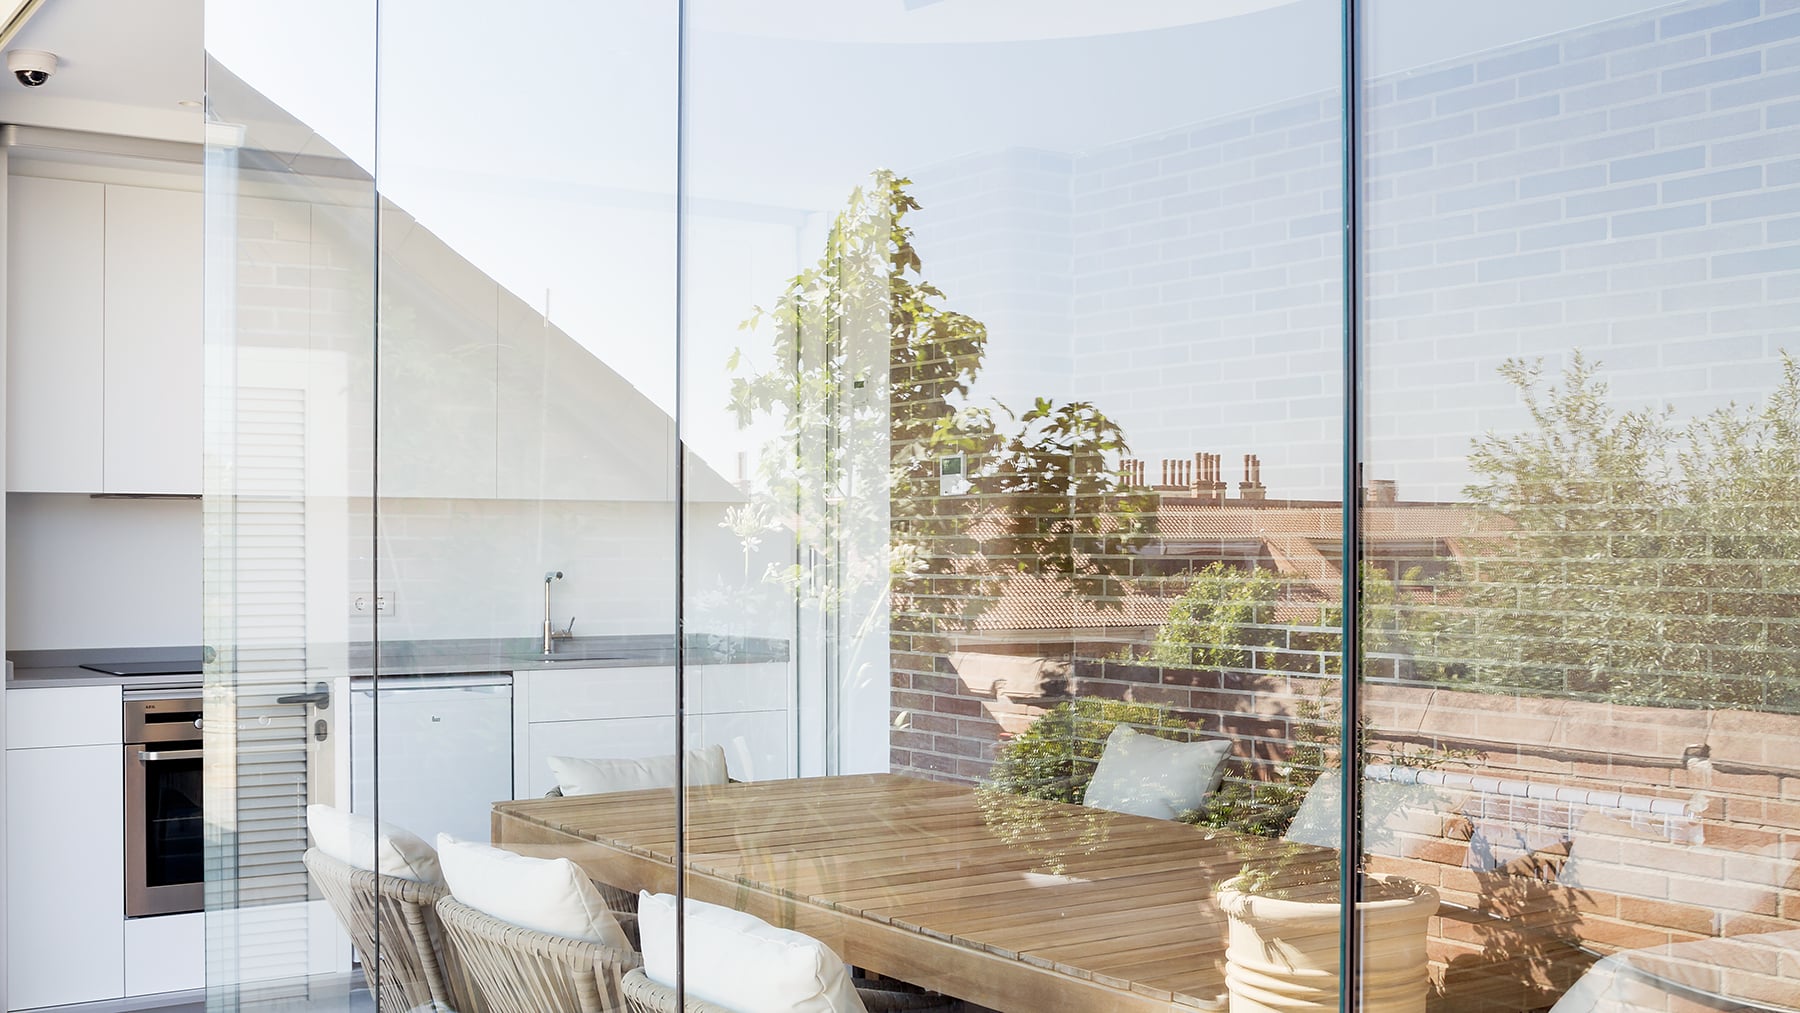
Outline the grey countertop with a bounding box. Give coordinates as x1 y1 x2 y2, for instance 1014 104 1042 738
6 635 790 689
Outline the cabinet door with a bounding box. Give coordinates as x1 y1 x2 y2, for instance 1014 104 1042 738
103 185 203 494
689 710 791 782
525 715 677 798
5 684 121 749
6 176 105 493
124 912 203 997
6 743 126 1008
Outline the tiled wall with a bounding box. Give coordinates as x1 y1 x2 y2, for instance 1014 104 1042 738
363 497 777 642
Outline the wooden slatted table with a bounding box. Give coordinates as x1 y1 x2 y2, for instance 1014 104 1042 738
493 773 1313 1012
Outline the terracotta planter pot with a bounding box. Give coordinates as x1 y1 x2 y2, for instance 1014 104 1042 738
1215 875 1439 1013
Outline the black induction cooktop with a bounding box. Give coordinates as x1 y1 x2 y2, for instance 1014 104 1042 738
79 659 205 677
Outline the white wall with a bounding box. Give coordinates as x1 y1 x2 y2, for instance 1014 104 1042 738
5 494 201 650
363 497 787 644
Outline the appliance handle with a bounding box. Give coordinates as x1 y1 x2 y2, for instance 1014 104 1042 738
137 749 204 762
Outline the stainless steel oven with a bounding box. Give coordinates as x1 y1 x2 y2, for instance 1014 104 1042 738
124 691 204 918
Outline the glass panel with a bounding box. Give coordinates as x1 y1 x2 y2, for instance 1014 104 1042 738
1360 0 1800 1009
370 0 681 1010
203 2 378 1007
680 4 1346 1011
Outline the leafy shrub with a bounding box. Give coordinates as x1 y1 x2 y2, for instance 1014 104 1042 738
1150 563 1285 670
986 697 1198 806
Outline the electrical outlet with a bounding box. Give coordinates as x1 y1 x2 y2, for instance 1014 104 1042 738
350 593 396 616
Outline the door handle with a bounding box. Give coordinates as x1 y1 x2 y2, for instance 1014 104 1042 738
276 681 331 709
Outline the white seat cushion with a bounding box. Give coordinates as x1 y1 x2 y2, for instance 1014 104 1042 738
436 835 632 951
306 804 442 884
1082 725 1232 820
547 745 730 796
638 891 867 1013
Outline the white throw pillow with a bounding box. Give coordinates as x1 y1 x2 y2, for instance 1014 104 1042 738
638 891 867 1013
306 804 442 884
436 835 632 951
548 745 730 796
1082 725 1232 820
1285 774 1463 855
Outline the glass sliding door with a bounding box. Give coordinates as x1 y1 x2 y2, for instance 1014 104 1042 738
1358 0 1800 1009
676 4 1349 1010
202 1 379 1004
367 8 680 1009
203 2 683 1009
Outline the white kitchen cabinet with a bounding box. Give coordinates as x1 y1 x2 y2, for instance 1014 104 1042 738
104 184 203 494
5 683 120 748
5 176 205 494
514 662 792 798
124 912 203 997
527 665 678 722
6 175 105 493
688 709 791 783
6 742 126 1009
524 715 677 799
684 663 788 713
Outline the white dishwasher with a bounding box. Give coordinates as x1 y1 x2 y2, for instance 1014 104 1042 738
350 674 514 845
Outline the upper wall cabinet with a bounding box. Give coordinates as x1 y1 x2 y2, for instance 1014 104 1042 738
6 177 202 495
104 184 203 495
6 176 106 493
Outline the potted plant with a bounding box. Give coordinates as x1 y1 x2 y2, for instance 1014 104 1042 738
1214 839 1439 1013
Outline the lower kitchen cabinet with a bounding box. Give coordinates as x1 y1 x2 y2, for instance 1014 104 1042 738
124 913 204 997
6 741 126 1009
513 663 793 800
524 714 676 799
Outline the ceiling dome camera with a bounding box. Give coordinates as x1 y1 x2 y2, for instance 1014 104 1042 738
7 50 57 88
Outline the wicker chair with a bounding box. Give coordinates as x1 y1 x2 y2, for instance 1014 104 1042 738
436 895 644 1013
619 967 961 1012
304 848 486 1012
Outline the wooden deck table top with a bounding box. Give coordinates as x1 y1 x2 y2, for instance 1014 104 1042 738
493 773 1320 1013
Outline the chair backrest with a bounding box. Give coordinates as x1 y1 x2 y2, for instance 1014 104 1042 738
436 894 642 1013
619 967 746 1013
621 968 957 1013
304 848 485 1012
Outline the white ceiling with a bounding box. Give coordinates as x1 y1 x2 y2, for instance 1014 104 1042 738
0 0 201 143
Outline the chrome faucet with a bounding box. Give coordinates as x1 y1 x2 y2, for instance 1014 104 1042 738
542 571 574 655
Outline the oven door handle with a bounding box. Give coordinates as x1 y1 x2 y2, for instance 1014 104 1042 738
137 749 204 762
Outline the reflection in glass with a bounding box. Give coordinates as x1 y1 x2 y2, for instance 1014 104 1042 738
189 0 1800 1010
1362 0 1800 1009
681 5 1347 1010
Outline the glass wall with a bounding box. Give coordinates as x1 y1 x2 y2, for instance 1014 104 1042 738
674 4 1347 1009
1360 1 1800 1009
196 1 1800 1010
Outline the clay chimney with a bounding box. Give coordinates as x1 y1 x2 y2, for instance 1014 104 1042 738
1367 478 1397 505
1239 453 1267 502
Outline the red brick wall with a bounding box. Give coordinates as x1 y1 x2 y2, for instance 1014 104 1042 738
889 642 1800 1010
